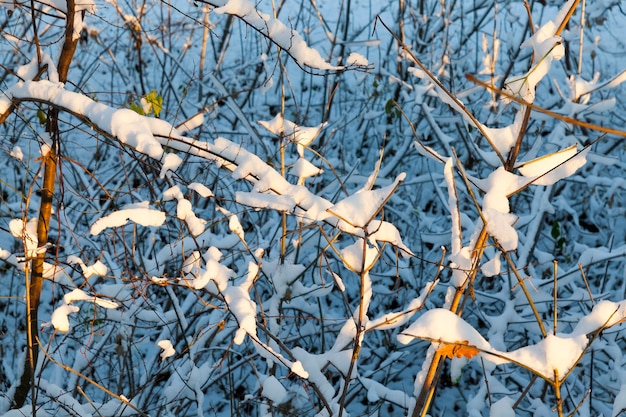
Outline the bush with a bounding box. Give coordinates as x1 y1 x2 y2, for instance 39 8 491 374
1 0 626 416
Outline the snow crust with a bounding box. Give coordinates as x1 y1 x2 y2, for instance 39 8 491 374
340 240 379 273
189 182 214 198
159 152 183 179
182 247 234 291
67 256 107 279
398 309 492 350
346 52 369 66
366 220 415 257
9 218 39 257
236 191 295 212
175 198 206 237
572 299 626 335
50 304 80 333
290 157 323 185
177 111 205 133
479 110 525 155
9 145 23 160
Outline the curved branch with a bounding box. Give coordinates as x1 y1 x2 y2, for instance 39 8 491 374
195 0 371 74
0 82 412 256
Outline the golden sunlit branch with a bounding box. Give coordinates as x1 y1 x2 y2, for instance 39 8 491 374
466 73 626 138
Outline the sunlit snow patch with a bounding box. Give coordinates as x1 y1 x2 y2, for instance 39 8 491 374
235 191 296 212
213 0 340 70
49 289 119 332
504 21 564 103
66 256 108 279
182 247 234 291
157 340 176 361
50 304 80 333
258 114 327 157
517 144 589 186
9 218 39 257
0 81 164 159
366 220 415 257
476 168 527 251
188 182 214 198
340 240 379 273
224 284 257 344
399 308 591 381
162 185 207 236
90 202 166 235
327 173 405 228
346 52 369 66
159 152 183 179
290 158 323 185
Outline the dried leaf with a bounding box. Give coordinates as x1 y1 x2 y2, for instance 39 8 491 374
438 340 480 359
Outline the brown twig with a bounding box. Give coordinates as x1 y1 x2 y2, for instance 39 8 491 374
13 0 79 408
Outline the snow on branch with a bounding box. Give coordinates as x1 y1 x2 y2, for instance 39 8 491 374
200 0 369 72
0 80 164 158
89 202 166 235
0 79 412 255
47 288 120 333
210 0 337 70
398 308 590 382
400 299 626 384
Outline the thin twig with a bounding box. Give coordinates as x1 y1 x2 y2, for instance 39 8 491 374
39 339 149 417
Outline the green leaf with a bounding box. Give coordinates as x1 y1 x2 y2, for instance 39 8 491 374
146 89 163 118
551 221 560 240
36 108 47 125
129 102 145 116
385 99 394 115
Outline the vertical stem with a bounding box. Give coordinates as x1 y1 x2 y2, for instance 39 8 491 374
556 0 581 36
553 260 558 335
554 371 564 417
322 0 350 122
577 0 586 76
270 0 289 264
198 5 210 101
337 237 369 417
398 0 405 78
411 227 488 417
13 0 79 408
410 2 584 415
29 0 42 64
